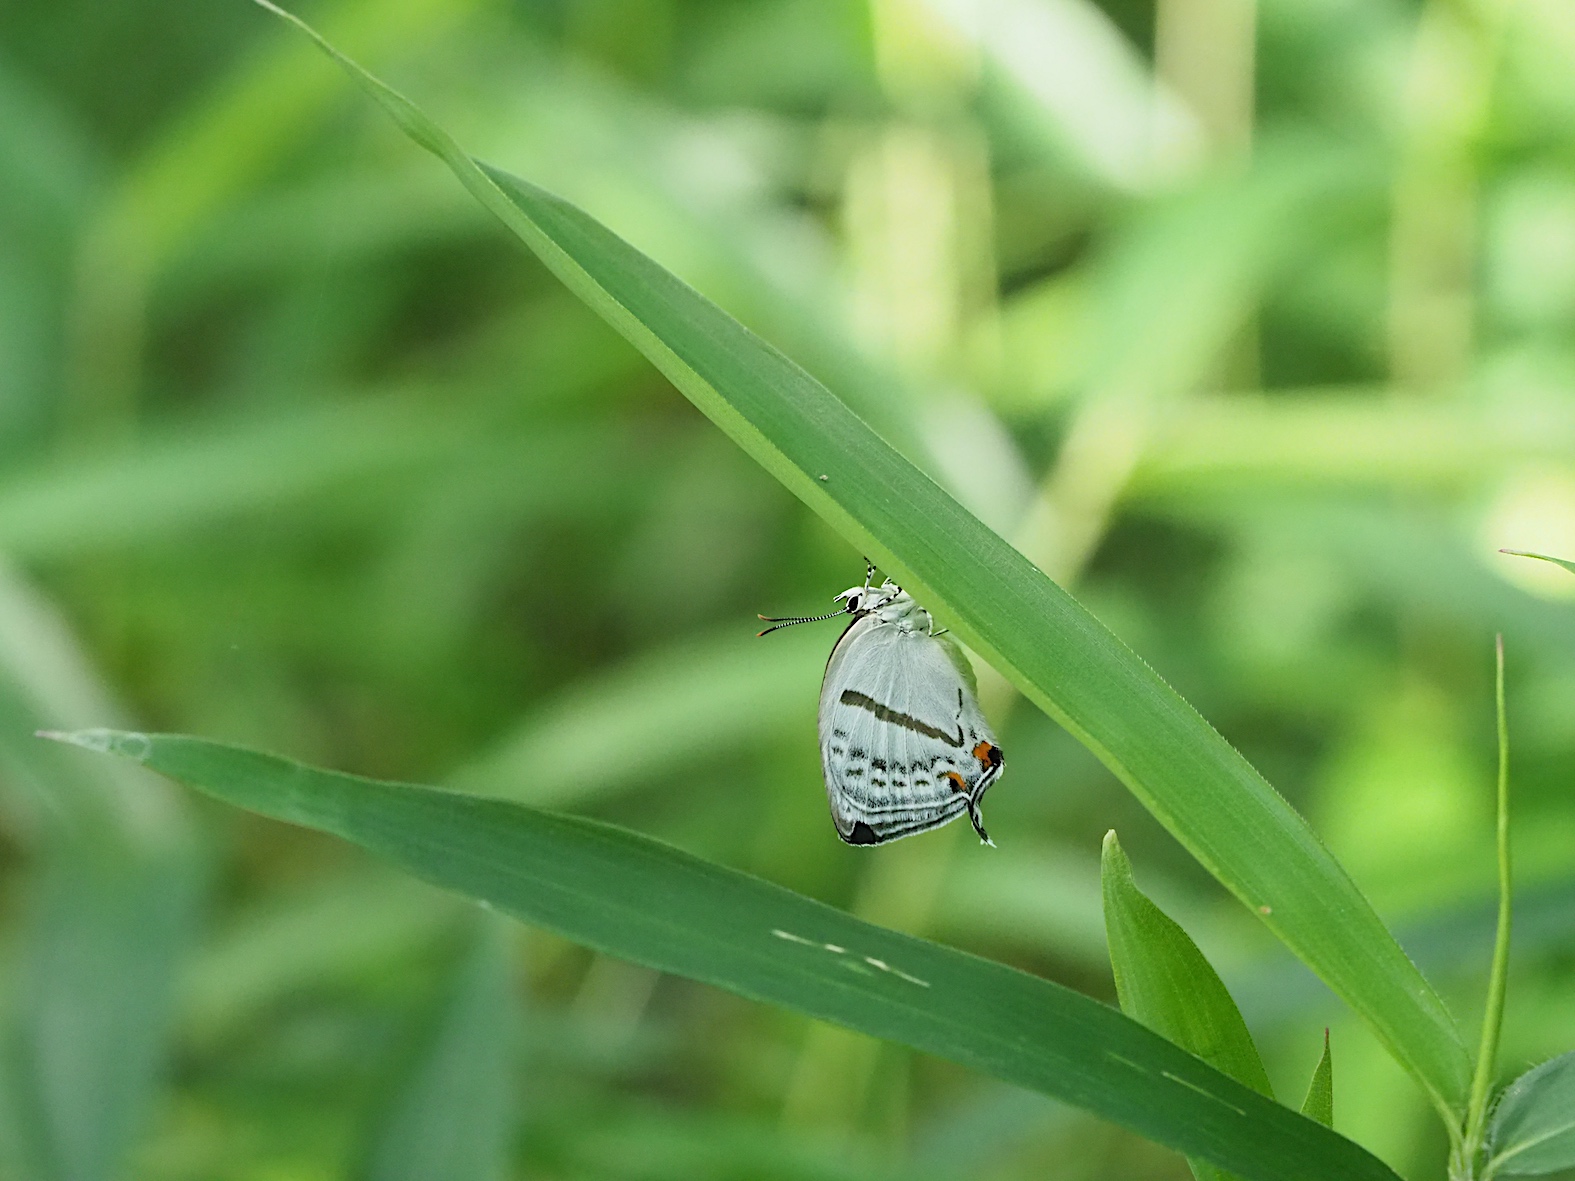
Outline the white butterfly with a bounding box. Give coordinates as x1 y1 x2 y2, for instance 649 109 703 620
760 567 1004 846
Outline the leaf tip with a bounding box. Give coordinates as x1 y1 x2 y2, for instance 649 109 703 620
35 728 152 762
1100 829 1129 876
1100 831 1140 914
1499 549 1575 576
1301 1027 1335 1127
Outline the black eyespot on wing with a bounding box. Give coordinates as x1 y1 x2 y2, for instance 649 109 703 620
842 821 883 845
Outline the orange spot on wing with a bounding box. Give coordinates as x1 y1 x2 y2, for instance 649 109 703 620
972 742 1002 769
945 771 967 793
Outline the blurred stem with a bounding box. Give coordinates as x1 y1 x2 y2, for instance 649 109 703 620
1386 0 1507 391
1459 634 1512 1178
1153 0 1256 165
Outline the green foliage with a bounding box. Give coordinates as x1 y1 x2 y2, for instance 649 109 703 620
264 5 1471 1124
1487 1053 1575 1177
2 0 1574 1177
48 728 1400 1181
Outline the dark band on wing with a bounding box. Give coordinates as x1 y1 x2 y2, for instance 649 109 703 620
838 690 964 747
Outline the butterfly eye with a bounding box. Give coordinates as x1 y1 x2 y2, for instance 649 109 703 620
846 594 863 613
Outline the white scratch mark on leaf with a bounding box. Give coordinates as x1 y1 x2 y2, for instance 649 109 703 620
1160 1071 1248 1116
770 931 928 985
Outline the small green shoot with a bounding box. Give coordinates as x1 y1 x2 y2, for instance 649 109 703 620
1301 1030 1334 1128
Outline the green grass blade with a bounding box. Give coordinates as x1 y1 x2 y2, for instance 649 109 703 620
1101 831 1272 1181
1302 1031 1334 1128
1500 550 1575 577
1486 1052 1575 1176
49 729 1402 1181
359 915 518 1181
246 1 1472 1117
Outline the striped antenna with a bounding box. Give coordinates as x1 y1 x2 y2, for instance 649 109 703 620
756 608 847 637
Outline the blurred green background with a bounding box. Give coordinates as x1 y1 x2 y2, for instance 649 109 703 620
1 0 1573 1177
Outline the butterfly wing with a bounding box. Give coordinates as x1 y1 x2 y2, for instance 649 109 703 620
818 617 1004 845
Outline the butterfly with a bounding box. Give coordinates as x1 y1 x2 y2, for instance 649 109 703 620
760 566 1004 846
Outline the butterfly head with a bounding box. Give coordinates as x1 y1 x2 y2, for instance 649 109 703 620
834 579 903 617
757 575 915 637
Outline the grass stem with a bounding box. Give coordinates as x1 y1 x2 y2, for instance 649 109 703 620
1462 634 1513 1176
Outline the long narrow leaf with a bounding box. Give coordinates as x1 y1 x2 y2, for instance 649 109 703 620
247 1 1472 1118
47 729 1400 1181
